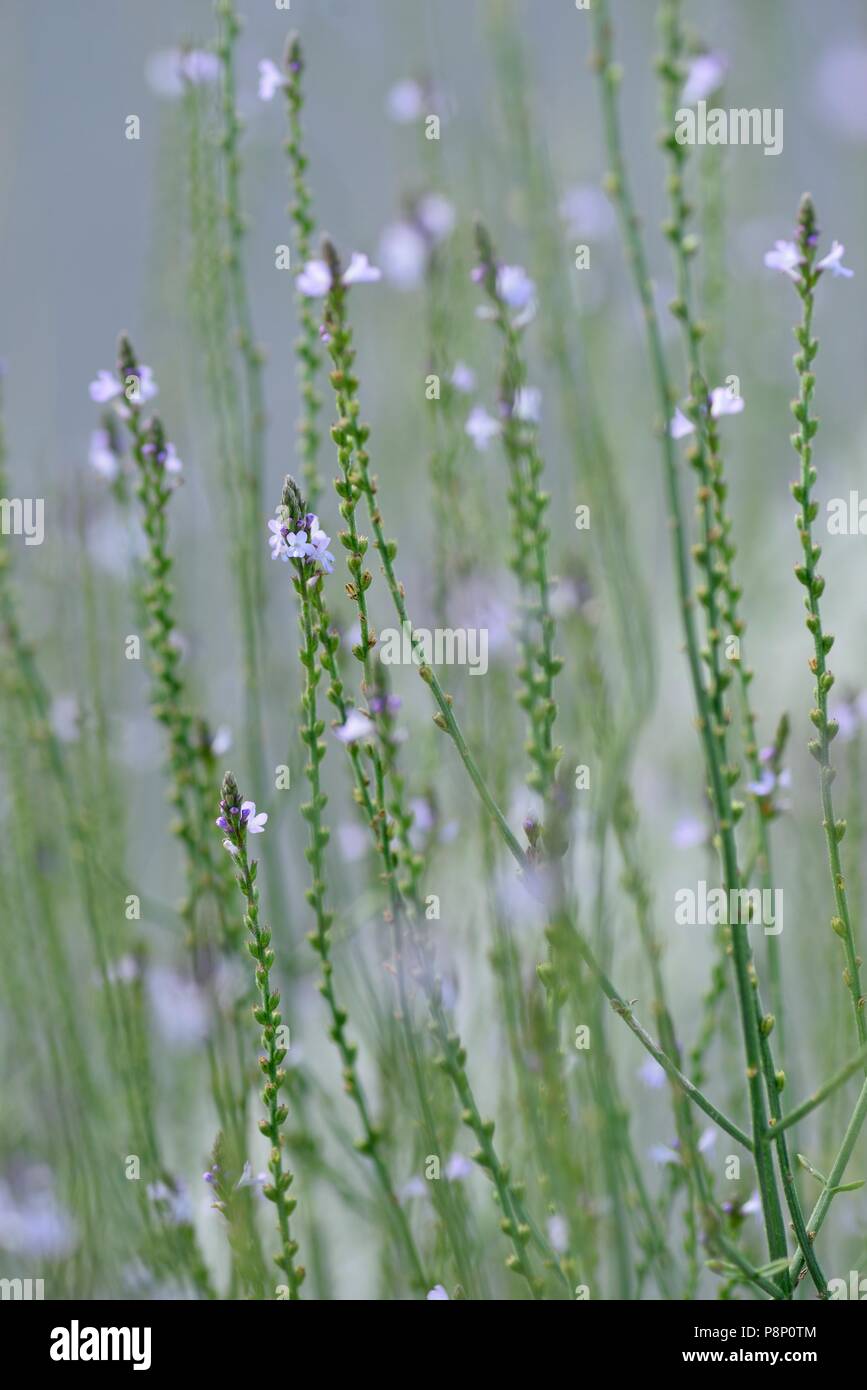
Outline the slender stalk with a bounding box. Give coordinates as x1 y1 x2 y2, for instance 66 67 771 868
785 194 866 1053
282 35 323 509
216 773 304 1297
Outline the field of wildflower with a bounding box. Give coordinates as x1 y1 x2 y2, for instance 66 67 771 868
2 0 867 1309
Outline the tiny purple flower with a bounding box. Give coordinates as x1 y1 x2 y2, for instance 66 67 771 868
297 259 333 298
258 58 287 102
342 252 382 286
465 405 501 451
816 240 854 278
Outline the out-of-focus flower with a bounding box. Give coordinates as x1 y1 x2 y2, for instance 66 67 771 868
450 361 476 394
342 252 381 285
147 1180 192 1226
296 259 333 297
669 406 694 440
88 428 119 480
387 79 425 123
671 816 708 850
682 51 728 104
496 264 535 312
426 1284 450 1300
465 405 501 451
51 694 80 743
547 1214 569 1254
89 370 123 404
89 365 158 407
337 822 370 863
670 386 744 438
297 254 381 296
559 184 615 240
181 50 219 85
513 386 541 422
104 955 139 987
148 967 210 1047
813 45 867 141
445 1154 472 1182
258 58 287 101
0 1171 77 1258
334 709 376 744
746 747 791 816
416 193 455 243
639 1057 666 1090
709 386 744 418
211 725 232 757
816 240 853 278
400 1176 427 1202
764 240 802 280
379 221 428 289
146 48 219 99
235 1161 267 1195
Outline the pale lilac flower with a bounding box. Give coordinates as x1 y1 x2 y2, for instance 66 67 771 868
284 529 310 560
698 1127 717 1155
162 442 183 473
379 221 428 289
51 694 80 743
297 259 333 297
649 1142 680 1167
181 50 220 85
836 695 867 742
445 1153 472 1182
741 1191 762 1220
146 48 219 98
426 1284 450 1300
496 264 535 311
307 516 336 573
682 52 728 105
342 252 382 285
450 361 476 393
672 816 707 850
514 386 541 422
816 240 854 278
746 748 791 810
409 796 435 834
547 1214 569 1254
813 45 867 140
465 405 501 451
639 1057 666 1090
148 967 210 1046
387 79 425 123
669 406 694 439
105 955 139 986
709 386 744 418
258 58 286 101
268 516 289 560
400 1176 427 1202
416 193 455 243
147 1180 192 1226
240 800 268 834
88 428 119 480
235 1161 267 1194
763 240 802 280
337 822 370 863
211 725 232 757
0 1173 77 1258
128 365 159 403
560 184 615 239
89 369 123 404
335 709 376 744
